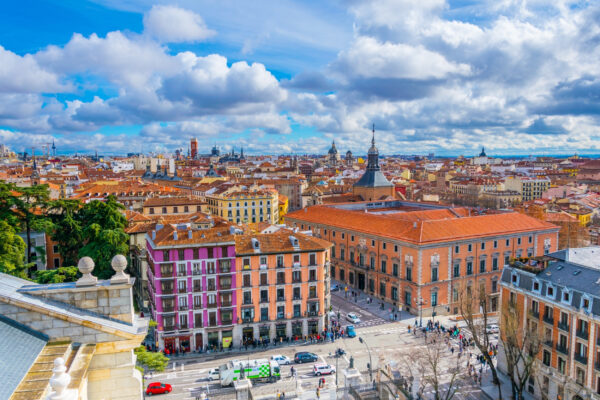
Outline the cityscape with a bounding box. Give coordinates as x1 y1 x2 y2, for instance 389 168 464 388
1 2 600 400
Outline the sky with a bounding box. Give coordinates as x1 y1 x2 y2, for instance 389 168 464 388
1 0 600 156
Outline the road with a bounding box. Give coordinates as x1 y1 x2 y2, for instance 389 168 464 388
148 293 490 399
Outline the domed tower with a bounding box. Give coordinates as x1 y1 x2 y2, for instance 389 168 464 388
352 125 394 201
345 150 353 166
328 140 340 167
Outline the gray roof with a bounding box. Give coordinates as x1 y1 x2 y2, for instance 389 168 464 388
501 260 600 317
0 315 48 399
353 170 393 188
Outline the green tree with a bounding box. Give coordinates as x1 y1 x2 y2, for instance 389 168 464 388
0 220 28 278
134 346 169 377
34 266 80 284
12 185 51 265
48 199 83 267
78 196 129 279
0 182 21 229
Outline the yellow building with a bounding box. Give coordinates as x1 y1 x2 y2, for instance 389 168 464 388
566 209 592 226
206 188 279 224
278 194 288 223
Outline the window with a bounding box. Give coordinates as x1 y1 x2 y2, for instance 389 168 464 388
547 285 554 297
481 242 485 250
431 291 438 307
492 279 498 293
341 233 345 239
563 290 570 303
332 231 336 237
394 245 398 252
468 244 472 252
370 256 375 269
506 239 510 246
149 207 154 214
492 258 498 270
493 240 497 248
53 258 60 268
528 235 533 243
163 250 170 261
453 287 458 302
382 242 386 250
466 261 473 275
432 266 438 282
173 206 178 213
479 259 486 273
406 265 412 281
392 263 399 277
453 263 460 278
557 357 566 374
178 249 185 261
405 291 411 306
178 280 187 293
381 260 387 274
391 287 398 301
340 248 345 261
276 255 284 268
379 282 386 297
261 307 269 321
517 237 522 245
454 245 459 254
351 235 354 241
309 253 317 266
371 239 375 247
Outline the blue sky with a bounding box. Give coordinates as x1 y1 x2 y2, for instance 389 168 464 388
1 0 600 156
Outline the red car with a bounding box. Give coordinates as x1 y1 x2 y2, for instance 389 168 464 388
146 382 172 395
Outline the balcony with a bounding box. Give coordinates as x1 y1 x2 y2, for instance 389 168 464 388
207 284 216 292
542 313 554 325
192 269 202 276
180 323 188 330
556 344 569 355
221 319 233 326
194 303 202 310
277 279 286 285
308 276 317 282
292 278 302 283
576 330 589 340
243 298 253 305
193 285 202 293
558 322 569 332
293 295 302 300
242 264 251 271
207 302 218 309
293 262 301 268
574 353 588 365
242 316 254 324
276 296 285 302
259 281 268 286
219 283 232 290
307 310 319 317
544 339 553 348
163 325 176 332
528 309 540 319
260 264 268 270
277 262 284 269
260 315 269 322
277 314 286 320
308 293 318 299
260 297 269 304
179 305 188 311
221 301 233 307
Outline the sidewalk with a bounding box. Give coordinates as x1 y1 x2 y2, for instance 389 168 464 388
480 369 533 400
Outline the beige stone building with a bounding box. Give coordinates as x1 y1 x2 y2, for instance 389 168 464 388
1 255 148 400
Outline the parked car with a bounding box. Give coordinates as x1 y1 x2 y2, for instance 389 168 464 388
331 283 340 292
346 325 356 338
271 354 291 365
294 352 318 363
146 382 172 395
346 312 361 324
486 324 499 334
208 368 220 381
313 363 336 376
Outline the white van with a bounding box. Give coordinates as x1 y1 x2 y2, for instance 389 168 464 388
313 363 336 376
208 368 220 381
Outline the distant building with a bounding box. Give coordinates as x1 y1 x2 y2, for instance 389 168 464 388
345 150 354 167
191 137 198 159
504 176 550 202
327 141 340 167
142 197 207 216
352 130 395 201
206 188 279 224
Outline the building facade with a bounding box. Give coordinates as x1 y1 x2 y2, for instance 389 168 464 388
505 176 551 202
499 252 600 400
286 200 559 317
142 197 207 216
235 232 332 345
147 224 237 352
205 189 279 224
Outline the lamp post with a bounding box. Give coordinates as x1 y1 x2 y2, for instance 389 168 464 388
359 337 373 382
418 298 426 327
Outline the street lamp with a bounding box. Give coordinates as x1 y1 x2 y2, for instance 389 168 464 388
418 298 426 327
358 337 373 382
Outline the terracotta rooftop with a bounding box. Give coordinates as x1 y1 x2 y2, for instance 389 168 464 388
235 231 332 255
286 205 559 244
143 196 205 207
151 224 235 247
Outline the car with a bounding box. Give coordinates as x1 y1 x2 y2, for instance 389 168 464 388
313 363 336 376
331 284 340 292
346 325 356 338
208 368 220 381
346 312 361 324
271 355 291 365
146 382 172 395
294 352 318 364
486 324 499 334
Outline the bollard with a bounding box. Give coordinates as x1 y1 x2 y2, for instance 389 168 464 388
173 362 177 371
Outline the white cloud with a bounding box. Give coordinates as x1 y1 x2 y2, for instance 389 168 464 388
143 5 215 43
0 46 67 94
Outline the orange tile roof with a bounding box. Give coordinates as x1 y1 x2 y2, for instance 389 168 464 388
286 205 559 244
143 196 205 207
235 231 332 255
152 224 235 247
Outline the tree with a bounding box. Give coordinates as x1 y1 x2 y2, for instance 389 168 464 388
48 199 83 268
501 298 542 400
12 185 51 265
0 182 21 229
419 332 464 400
78 196 129 279
0 220 28 279
34 266 80 284
458 282 503 400
134 346 169 377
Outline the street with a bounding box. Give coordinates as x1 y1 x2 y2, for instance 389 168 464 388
148 291 491 399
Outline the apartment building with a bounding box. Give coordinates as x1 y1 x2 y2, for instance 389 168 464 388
500 250 600 400
286 200 559 317
142 197 207 216
505 176 551 202
147 223 237 352
235 232 332 344
206 189 279 224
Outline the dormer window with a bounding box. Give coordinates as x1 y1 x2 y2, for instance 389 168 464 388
581 295 592 312
532 280 541 293
511 271 519 286
547 285 554 298
562 289 570 304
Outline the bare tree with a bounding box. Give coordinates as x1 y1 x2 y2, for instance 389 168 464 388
420 332 464 400
457 282 503 400
501 298 542 400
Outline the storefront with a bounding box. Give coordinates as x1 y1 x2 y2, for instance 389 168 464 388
164 337 176 353
207 331 219 349
194 333 203 350
242 327 254 342
259 325 270 341
308 320 319 335
222 330 233 348
179 335 191 352
292 321 303 338
275 323 287 339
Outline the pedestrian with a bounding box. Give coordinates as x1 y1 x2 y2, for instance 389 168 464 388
276 390 281 399
281 392 286 400
450 347 454 355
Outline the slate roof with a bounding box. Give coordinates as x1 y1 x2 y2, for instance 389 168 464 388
353 170 393 188
501 259 600 317
0 315 48 399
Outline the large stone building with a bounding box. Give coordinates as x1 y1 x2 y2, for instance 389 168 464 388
205 188 279 224
499 248 600 400
352 132 395 201
286 200 560 317
0 255 147 400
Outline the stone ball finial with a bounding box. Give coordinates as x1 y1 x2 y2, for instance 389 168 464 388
110 254 130 285
47 357 71 400
75 257 98 287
